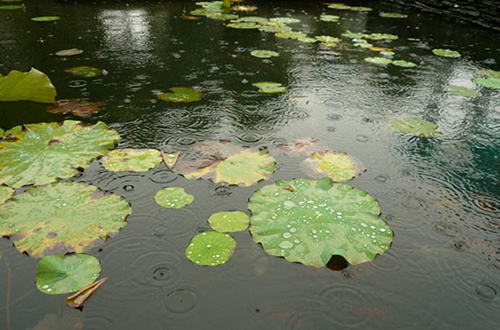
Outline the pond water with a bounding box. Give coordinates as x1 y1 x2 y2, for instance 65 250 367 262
1 0 500 328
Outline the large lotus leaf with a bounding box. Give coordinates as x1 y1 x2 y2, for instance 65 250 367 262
31 16 60 22
303 152 365 182
391 117 439 137
0 121 120 188
270 17 300 24
473 77 500 89
365 57 392 65
475 69 500 79
320 14 339 22
209 211 250 232
0 68 56 103
253 82 286 94
0 4 23 10
185 231 236 266
249 178 393 267
446 85 482 97
36 254 101 294
380 12 407 18
392 60 417 68
65 66 101 78
432 49 461 58
157 87 202 102
0 186 13 205
154 187 194 209
251 50 279 58
368 33 398 40
275 31 307 40
0 181 131 258
102 149 162 172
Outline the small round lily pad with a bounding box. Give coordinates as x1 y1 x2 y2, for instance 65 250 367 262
250 50 279 58
303 151 365 182
446 85 482 97
55 49 83 57
270 17 300 24
157 87 202 103
185 231 236 266
209 211 250 232
65 66 102 78
392 60 417 68
275 31 307 40
320 14 339 22
36 254 101 295
432 49 461 58
102 149 162 172
380 12 407 18
253 82 286 94
368 33 398 40
227 22 259 29
365 57 393 65
154 187 194 209
391 117 439 137
31 16 61 22
0 186 13 205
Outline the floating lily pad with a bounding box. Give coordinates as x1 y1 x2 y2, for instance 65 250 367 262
154 187 194 209
65 66 102 78
472 77 500 89
157 87 202 102
251 50 279 58
102 149 162 172
475 69 500 79
391 117 439 137
380 51 395 57
303 151 365 182
0 4 23 10
249 178 393 267
364 57 392 65
233 16 267 23
258 25 291 33
392 60 417 68
31 16 60 22
46 99 106 117
0 186 13 205
0 121 119 188
432 49 461 58
342 30 367 39
275 31 307 40
349 6 373 12
297 37 318 43
278 138 329 156
315 36 341 45
354 41 372 49
55 49 83 57
328 4 351 10
270 17 300 24
0 181 131 257
227 22 259 29
0 68 56 103
36 254 101 294
207 13 238 20
209 211 250 232
368 33 398 40
185 231 236 266
446 85 482 97
320 14 339 22
380 12 407 18
253 82 286 94
233 5 257 11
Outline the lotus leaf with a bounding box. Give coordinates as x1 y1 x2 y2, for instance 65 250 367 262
234 16 267 23
475 69 500 79
154 187 194 209
209 211 250 232
270 17 300 24
392 60 417 68
207 13 238 20
253 82 286 94
233 5 257 12
315 36 340 44
380 51 395 56
0 121 119 188
349 7 373 12
342 31 368 39
297 37 318 43
227 22 259 29
0 181 131 257
36 254 101 294
0 186 13 205
380 12 407 18
258 25 291 33
46 99 106 117
249 178 393 267
0 68 56 103
278 138 329 156
185 231 236 266
320 14 339 22
251 50 279 58
65 66 102 78
275 31 307 40
473 77 500 89
432 49 461 58
157 87 202 102
328 4 351 10
0 4 23 9
55 49 83 57
354 41 373 49
303 152 365 182
31 16 60 22
102 149 162 172
446 85 482 97
365 57 392 65
391 117 439 137
368 33 398 40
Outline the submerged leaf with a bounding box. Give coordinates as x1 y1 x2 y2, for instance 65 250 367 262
392 60 417 68
475 69 500 79
0 68 56 103
303 151 365 182
0 186 13 205
253 82 286 94
380 12 407 18
31 16 60 22
36 254 101 294
102 149 162 172
391 117 439 137
65 66 102 78
185 231 236 266
0 182 131 257
46 99 106 117
209 211 250 232
278 138 329 156
446 85 482 97
473 77 500 89
249 178 393 267
157 87 202 102
364 57 392 65
66 277 107 308
154 187 194 209
0 121 119 188
432 49 461 58
251 50 279 58
55 49 83 57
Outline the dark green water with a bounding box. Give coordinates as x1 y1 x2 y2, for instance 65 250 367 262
1 0 500 328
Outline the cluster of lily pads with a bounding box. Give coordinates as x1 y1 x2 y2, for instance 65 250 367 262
0 0 60 21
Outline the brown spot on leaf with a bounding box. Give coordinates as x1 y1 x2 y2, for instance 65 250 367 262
283 186 295 192
3 135 20 143
46 232 57 238
48 139 61 146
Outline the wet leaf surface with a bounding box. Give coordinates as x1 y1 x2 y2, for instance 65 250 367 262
303 151 366 182
209 211 250 232
66 277 107 308
102 149 162 172
250 50 279 58
46 99 106 116
55 48 83 57
433 48 461 58
391 117 440 137
185 231 236 266
65 66 102 78
31 16 60 22
392 60 417 68
252 81 287 94
157 87 202 102
0 68 56 103
0 186 14 205
154 187 194 209
473 77 500 89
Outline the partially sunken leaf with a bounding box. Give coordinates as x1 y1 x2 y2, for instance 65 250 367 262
270 17 300 24
209 211 250 232
102 149 162 172
249 178 393 267
0 121 120 188
320 14 339 22
0 186 14 205
157 87 202 102
275 31 307 40
31 16 60 22
473 77 500 89
186 231 236 266
392 60 417 68
65 66 102 78
303 151 365 182
446 85 482 97
0 182 131 257
251 50 279 58
278 138 329 156
0 68 56 103
253 82 286 94
380 12 407 18
391 117 439 137
161 151 180 169
36 254 101 294
66 277 107 308
154 187 194 209
432 49 461 58
364 57 392 65
55 49 83 57
46 99 106 117
475 69 500 79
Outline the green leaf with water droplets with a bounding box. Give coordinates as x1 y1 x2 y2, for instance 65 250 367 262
392 60 417 68
446 85 482 97
157 87 202 102
186 231 236 266
249 178 393 267
31 16 60 22
154 187 194 209
432 49 461 58
209 211 250 232
0 186 13 205
364 57 392 65
0 68 56 103
253 82 286 94
251 50 279 58
303 152 365 182
0 121 119 188
36 254 101 294
102 149 162 172
473 77 500 89
65 66 102 78
0 181 131 258
380 12 407 18
391 117 439 137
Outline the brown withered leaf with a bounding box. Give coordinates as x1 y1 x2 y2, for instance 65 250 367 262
66 277 108 309
47 99 106 117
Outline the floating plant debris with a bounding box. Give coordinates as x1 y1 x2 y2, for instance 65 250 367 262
380 12 408 18
250 50 279 58
55 48 83 56
65 66 102 78
46 99 106 117
31 16 60 22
